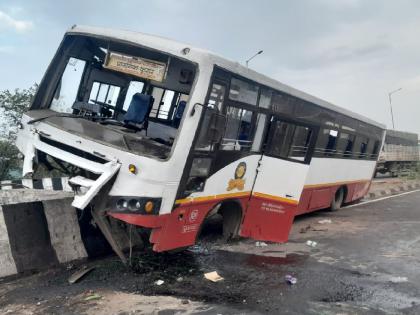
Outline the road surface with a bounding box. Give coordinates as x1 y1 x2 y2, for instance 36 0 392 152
1 191 420 314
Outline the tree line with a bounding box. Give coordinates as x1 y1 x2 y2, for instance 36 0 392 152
0 85 37 180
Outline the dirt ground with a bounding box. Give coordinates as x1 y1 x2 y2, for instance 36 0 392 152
1 181 420 314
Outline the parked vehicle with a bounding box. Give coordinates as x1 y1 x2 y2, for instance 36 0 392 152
16 26 385 258
376 130 419 177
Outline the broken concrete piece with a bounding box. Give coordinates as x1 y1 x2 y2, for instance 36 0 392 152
84 294 102 301
285 275 297 285
68 266 95 284
318 219 332 224
389 276 408 283
154 280 164 285
204 271 224 282
255 241 268 247
306 240 317 247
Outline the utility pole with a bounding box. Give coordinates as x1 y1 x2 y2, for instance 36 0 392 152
388 88 402 129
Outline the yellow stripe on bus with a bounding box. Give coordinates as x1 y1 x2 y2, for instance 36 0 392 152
303 179 370 189
175 191 299 206
175 179 371 206
251 192 299 205
175 191 251 205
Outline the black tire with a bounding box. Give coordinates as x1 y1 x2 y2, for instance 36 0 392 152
330 187 344 211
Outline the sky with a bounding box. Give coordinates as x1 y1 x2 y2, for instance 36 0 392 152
1 0 420 134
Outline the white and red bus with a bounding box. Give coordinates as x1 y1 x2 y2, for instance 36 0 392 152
16 26 385 256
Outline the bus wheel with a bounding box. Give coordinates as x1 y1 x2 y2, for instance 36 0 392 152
330 187 344 211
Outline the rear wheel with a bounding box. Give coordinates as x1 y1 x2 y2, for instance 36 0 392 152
330 187 344 211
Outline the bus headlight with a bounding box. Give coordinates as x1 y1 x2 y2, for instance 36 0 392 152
116 199 128 210
128 199 142 211
111 197 161 215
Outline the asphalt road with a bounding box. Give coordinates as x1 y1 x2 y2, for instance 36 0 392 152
1 191 420 314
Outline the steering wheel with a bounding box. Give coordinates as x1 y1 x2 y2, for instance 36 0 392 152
89 99 125 115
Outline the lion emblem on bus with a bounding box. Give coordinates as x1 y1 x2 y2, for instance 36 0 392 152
227 162 246 191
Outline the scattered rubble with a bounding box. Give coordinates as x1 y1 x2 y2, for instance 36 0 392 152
68 266 95 284
306 240 318 247
84 293 102 301
204 271 224 282
255 241 268 247
389 276 408 283
285 275 297 285
318 219 332 224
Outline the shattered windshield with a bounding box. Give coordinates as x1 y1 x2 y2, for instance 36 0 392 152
40 34 196 158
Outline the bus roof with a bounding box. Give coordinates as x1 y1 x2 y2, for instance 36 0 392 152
67 25 386 130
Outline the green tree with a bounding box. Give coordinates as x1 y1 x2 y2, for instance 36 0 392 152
0 85 37 180
0 85 37 141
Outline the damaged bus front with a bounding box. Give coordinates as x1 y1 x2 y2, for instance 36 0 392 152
16 26 210 259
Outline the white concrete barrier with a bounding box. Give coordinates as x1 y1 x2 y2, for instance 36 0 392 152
0 189 87 277
0 177 71 191
0 206 17 277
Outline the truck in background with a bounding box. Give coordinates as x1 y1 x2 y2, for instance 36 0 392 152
376 129 419 177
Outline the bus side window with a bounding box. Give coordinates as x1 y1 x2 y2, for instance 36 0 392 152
314 129 338 157
370 140 381 159
221 107 253 151
354 136 369 159
267 121 312 162
337 132 355 158
207 83 226 111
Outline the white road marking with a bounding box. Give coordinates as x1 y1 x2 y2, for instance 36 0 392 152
343 189 420 209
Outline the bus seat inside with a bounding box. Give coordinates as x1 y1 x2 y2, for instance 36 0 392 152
173 100 186 128
124 93 154 131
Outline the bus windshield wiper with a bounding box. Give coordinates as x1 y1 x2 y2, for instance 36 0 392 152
27 113 106 125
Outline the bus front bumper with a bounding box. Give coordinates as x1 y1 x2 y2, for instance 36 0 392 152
108 212 169 228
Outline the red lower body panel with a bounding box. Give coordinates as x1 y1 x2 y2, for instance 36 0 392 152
240 194 297 242
296 180 371 215
109 180 371 252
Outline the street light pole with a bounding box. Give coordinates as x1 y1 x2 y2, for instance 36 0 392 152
246 50 263 67
388 88 402 129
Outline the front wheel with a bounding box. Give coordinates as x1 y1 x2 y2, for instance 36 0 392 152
330 187 344 211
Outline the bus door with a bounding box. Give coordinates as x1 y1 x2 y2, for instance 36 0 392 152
240 116 317 242
175 78 262 229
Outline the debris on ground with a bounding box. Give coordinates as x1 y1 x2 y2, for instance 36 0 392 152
318 219 332 224
255 241 268 247
389 276 408 283
154 280 165 286
189 244 210 255
306 240 317 247
300 225 311 233
68 266 95 284
84 294 102 301
285 275 297 285
204 271 224 282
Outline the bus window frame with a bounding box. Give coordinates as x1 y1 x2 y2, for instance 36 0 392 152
263 115 319 165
